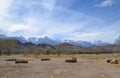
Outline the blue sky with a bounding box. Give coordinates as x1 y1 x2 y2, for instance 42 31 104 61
0 0 120 43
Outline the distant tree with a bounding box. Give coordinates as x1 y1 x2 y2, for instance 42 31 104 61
29 45 40 58
23 47 29 56
44 50 51 55
0 38 4 56
44 46 53 55
114 36 120 56
115 36 120 47
34 46 40 58
4 38 18 55
56 45 64 56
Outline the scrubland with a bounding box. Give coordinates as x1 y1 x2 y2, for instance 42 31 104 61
0 54 120 78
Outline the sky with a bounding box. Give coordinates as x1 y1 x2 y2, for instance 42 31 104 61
0 0 120 43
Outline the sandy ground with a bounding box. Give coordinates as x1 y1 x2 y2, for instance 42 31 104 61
0 56 120 78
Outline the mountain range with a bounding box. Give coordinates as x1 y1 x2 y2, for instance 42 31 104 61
0 34 110 47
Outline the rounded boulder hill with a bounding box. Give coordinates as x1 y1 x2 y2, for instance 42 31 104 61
15 59 28 64
65 58 77 63
41 58 51 61
106 59 112 63
110 59 119 64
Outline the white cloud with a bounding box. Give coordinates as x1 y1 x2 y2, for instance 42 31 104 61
0 0 105 39
0 0 13 17
64 32 102 41
41 0 56 10
95 0 114 7
9 24 29 32
72 32 101 38
0 0 14 34
13 0 56 11
22 14 83 38
0 0 119 43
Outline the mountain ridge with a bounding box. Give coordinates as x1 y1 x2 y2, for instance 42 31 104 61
0 34 110 47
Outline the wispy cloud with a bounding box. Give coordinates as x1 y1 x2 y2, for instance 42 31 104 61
0 0 102 36
41 0 56 10
0 0 119 42
64 32 102 41
9 24 29 32
0 0 13 17
95 0 115 7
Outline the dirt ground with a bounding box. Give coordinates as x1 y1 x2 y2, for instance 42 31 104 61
0 55 120 78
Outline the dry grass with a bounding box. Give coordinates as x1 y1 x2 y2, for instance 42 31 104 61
0 54 120 78
0 54 119 61
25 53 120 60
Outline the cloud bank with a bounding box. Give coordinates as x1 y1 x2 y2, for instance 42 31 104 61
95 0 115 7
0 0 119 42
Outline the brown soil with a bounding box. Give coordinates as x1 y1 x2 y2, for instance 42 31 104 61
0 56 120 78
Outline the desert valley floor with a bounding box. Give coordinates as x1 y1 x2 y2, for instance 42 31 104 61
0 55 120 78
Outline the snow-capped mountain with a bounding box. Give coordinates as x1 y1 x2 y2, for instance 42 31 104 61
91 40 109 46
12 36 27 43
63 40 93 47
28 36 59 45
36 36 60 45
0 34 110 47
28 37 38 44
0 34 7 39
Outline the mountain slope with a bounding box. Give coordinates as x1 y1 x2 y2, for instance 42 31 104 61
0 35 110 47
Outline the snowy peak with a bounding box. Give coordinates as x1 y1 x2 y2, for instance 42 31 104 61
0 34 7 38
0 35 110 47
92 40 109 46
28 36 59 45
63 40 93 47
28 37 38 44
12 36 27 43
